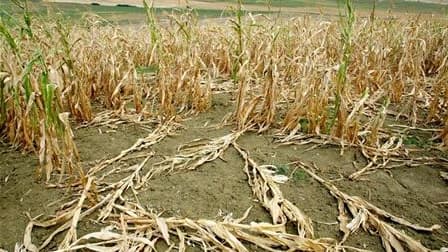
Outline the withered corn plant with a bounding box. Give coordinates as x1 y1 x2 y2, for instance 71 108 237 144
143 0 212 119
55 17 93 122
0 3 81 182
3 3 447 250
331 0 356 142
220 4 447 146
1 0 448 185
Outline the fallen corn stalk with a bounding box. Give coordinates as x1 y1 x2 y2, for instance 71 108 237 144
233 143 314 238
294 160 440 251
24 157 152 251
53 204 336 252
137 130 244 186
88 122 176 176
441 171 448 181
275 133 447 180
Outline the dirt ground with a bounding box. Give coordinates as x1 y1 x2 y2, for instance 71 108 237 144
0 94 447 251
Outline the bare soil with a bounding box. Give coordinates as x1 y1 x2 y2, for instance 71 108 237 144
0 95 447 251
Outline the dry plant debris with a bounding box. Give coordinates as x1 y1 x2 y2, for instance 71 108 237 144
138 130 244 184
441 171 448 181
21 130 342 252
1 6 447 182
50 206 336 252
293 160 441 252
1 2 447 251
88 121 177 176
17 130 446 251
233 143 314 239
276 133 448 180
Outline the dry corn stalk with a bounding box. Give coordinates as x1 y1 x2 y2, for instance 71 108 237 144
97 157 151 221
138 130 244 185
233 143 314 238
25 151 338 252
349 136 405 180
23 157 151 251
59 176 94 249
23 123 171 250
77 109 160 129
23 187 114 251
441 117 448 147
441 171 448 181
52 203 335 252
88 122 175 176
294 160 440 251
2 14 448 182
275 132 446 180
3 12 448 251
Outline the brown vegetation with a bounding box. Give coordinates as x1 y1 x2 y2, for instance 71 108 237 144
0 1 447 250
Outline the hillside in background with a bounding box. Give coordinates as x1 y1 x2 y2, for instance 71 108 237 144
1 0 445 24
45 0 448 5
43 0 448 10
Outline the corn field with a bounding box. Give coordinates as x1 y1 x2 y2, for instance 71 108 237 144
0 0 447 251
